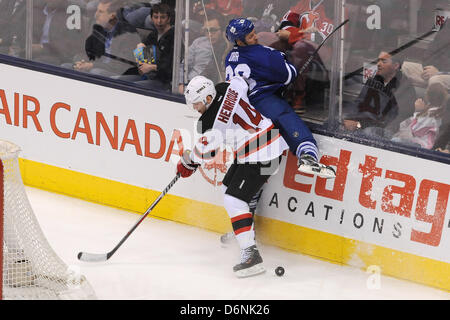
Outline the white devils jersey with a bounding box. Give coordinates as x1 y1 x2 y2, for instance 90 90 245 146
191 77 289 164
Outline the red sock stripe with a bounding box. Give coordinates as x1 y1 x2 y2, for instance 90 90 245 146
231 213 253 235
231 213 253 223
234 226 252 235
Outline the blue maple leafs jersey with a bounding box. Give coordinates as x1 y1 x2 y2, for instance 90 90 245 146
225 44 298 104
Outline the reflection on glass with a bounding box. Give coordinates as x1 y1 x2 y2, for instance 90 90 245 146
188 0 335 124
0 0 448 157
0 0 27 58
341 0 450 154
1 0 177 93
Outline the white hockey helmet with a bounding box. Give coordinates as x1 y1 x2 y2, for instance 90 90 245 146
184 76 217 110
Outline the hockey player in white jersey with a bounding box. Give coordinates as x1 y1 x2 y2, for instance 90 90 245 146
176 75 335 278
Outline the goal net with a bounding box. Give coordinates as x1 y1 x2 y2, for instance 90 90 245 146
0 140 96 300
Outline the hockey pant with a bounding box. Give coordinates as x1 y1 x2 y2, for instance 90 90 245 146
253 94 319 160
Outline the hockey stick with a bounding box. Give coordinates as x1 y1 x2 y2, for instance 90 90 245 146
77 173 181 262
87 27 138 67
298 18 350 75
103 52 137 67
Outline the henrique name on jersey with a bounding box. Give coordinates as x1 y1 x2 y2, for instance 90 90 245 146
192 76 289 165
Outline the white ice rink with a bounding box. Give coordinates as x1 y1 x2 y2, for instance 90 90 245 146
27 186 450 300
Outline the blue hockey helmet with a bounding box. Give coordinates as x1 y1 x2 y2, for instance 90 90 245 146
225 18 255 43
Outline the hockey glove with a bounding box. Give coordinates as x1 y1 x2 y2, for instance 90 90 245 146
177 150 199 178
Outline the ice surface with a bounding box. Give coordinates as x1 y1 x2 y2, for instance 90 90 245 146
26 186 450 300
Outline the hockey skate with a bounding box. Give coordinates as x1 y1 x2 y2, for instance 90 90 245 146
298 154 336 179
233 245 265 278
220 231 235 245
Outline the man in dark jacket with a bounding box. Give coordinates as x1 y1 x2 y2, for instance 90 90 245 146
0 0 26 56
343 50 416 138
31 0 86 65
74 0 141 77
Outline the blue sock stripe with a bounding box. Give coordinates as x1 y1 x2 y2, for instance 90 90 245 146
302 146 318 154
304 149 319 159
300 142 317 151
300 141 317 147
296 142 319 160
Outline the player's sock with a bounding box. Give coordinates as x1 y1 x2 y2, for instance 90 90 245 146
231 212 255 249
249 188 262 215
296 141 319 160
221 189 262 245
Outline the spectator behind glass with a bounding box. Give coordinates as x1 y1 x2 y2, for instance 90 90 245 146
193 0 243 18
342 51 416 138
179 10 228 93
0 0 26 57
72 0 141 77
31 0 85 65
124 3 174 91
257 0 337 114
119 1 152 29
433 86 450 153
391 83 448 149
188 0 240 44
402 1 450 91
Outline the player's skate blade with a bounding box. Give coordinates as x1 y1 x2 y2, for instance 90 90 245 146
234 264 266 278
298 154 336 179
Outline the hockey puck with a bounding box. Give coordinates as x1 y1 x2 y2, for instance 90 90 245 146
275 266 285 277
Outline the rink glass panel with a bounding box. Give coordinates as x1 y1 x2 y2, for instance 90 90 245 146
0 0 448 159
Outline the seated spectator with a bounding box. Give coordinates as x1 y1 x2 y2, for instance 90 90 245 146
118 2 152 30
433 89 450 153
402 7 450 92
342 50 416 138
185 0 240 44
391 83 448 149
0 0 26 57
434 124 450 153
72 0 141 77
118 1 175 30
123 3 174 91
32 0 85 65
178 10 228 93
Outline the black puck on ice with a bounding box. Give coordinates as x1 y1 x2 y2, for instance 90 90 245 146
275 266 285 277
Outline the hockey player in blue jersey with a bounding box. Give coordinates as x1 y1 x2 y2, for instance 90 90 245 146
224 18 334 178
